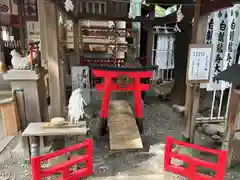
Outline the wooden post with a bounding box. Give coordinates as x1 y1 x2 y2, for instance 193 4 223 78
184 0 201 143
18 0 25 54
73 0 80 62
73 22 80 61
146 7 154 65
44 0 65 117
221 90 240 168
37 0 48 69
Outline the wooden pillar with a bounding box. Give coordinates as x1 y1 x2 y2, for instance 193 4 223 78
44 0 65 118
58 13 67 112
0 27 6 72
184 0 201 143
73 0 80 61
221 90 240 168
37 0 48 69
18 0 25 54
146 9 154 65
73 21 80 61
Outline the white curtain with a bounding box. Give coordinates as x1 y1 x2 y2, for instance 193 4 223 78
155 34 175 69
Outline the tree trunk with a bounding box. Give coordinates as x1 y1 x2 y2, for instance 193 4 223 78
170 20 192 105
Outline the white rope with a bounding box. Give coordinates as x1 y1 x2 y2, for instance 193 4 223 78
68 88 87 124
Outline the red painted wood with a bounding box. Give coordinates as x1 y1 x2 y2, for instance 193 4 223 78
95 83 150 91
164 136 227 180
31 139 93 180
92 68 154 119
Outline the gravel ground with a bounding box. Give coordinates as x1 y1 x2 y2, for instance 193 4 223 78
0 98 239 180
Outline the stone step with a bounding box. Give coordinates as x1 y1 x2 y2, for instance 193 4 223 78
88 174 165 180
88 173 184 180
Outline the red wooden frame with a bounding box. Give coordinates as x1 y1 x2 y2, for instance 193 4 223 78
31 139 93 180
92 69 153 119
164 136 227 180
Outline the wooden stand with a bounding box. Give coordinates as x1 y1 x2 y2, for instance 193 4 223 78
221 89 240 168
184 0 202 143
3 70 48 124
0 97 20 136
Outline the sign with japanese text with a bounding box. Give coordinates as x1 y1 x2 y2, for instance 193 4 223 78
71 66 90 104
202 6 240 91
207 10 228 91
187 44 212 83
26 21 40 42
222 7 240 89
200 13 214 89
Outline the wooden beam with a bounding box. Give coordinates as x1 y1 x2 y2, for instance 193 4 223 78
184 0 202 144
146 11 155 65
44 0 65 117
37 0 48 68
73 0 80 60
200 0 232 15
18 0 25 53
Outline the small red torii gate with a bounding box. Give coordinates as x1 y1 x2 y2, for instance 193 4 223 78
90 65 157 135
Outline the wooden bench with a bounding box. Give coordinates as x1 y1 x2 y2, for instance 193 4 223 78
108 100 143 150
22 121 86 156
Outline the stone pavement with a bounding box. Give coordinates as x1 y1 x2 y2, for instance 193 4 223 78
0 98 239 179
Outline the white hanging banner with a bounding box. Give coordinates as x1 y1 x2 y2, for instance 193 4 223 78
222 7 240 89
168 36 175 69
207 10 228 91
200 13 214 89
155 34 175 69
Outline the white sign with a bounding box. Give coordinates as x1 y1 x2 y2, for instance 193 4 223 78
71 66 90 104
26 21 40 42
188 45 212 82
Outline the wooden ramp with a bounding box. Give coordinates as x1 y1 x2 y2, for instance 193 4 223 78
108 100 143 150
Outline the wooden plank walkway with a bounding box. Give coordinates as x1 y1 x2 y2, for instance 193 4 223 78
108 100 143 150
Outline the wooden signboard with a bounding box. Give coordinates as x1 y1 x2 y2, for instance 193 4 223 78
187 44 213 83
26 21 40 42
0 97 20 136
71 66 90 104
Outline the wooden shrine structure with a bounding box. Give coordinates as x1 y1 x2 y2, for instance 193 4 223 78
1 0 240 166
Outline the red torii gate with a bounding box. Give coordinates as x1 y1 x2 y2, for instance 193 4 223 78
90 65 157 135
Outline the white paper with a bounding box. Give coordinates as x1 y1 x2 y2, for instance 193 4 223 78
188 47 212 81
155 34 175 69
207 10 228 91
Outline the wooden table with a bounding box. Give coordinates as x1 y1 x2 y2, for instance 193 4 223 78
22 122 86 157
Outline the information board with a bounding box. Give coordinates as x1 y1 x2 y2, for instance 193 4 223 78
187 44 213 83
